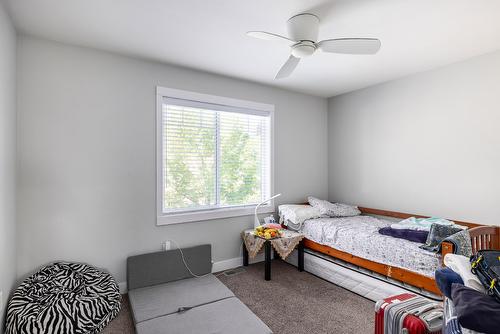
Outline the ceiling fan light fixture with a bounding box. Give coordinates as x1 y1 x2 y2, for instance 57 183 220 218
287 13 319 42
246 12 381 79
291 42 316 58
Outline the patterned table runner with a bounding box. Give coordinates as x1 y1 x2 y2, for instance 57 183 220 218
242 229 305 260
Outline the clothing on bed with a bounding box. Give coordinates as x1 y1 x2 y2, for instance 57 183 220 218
391 217 455 231
444 254 485 292
301 216 440 277
435 267 464 299
452 283 500 334
378 226 428 243
307 196 361 217
420 224 464 252
442 229 473 257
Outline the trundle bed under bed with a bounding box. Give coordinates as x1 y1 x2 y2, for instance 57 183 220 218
298 207 500 295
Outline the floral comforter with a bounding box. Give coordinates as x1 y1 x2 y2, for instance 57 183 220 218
301 216 440 277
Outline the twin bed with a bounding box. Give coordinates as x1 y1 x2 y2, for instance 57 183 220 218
291 206 500 295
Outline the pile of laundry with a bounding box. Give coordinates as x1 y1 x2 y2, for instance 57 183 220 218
436 252 500 334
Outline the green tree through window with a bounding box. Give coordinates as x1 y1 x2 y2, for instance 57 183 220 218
163 104 269 212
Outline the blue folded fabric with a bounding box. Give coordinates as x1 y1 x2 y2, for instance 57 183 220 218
435 268 464 299
452 283 500 333
378 226 428 243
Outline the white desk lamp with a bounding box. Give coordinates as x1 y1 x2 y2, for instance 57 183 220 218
254 193 281 228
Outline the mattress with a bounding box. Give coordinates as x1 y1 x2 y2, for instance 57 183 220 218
135 297 272 334
128 274 235 323
301 215 440 277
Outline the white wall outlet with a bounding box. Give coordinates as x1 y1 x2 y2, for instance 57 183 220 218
162 240 171 251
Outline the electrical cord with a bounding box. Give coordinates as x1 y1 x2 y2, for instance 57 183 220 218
169 239 245 278
169 239 213 278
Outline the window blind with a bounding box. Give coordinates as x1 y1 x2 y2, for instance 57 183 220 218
162 98 271 213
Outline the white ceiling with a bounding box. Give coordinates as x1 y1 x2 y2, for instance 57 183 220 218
6 0 500 97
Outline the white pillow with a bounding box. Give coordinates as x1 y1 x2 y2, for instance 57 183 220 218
308 196 361 217
278 204 322 227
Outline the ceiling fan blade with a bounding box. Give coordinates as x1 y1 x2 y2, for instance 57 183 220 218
275 55 300 79
317 38 381 54
246 31 296 44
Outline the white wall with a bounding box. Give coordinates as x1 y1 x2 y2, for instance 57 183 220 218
0 1 16 331
328 50 500 225
16 36 328 285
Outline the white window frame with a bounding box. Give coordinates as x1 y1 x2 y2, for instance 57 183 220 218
156 86 275 225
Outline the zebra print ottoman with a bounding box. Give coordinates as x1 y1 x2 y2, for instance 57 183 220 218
6 262 121 334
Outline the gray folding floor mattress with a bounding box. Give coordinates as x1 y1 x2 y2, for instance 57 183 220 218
127 244 272 334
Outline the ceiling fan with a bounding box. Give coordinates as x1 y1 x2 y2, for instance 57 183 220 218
247 13 381 79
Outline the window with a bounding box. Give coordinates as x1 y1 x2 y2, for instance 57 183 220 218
156 87 274 225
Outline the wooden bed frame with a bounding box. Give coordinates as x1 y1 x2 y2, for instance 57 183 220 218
302 207 500 295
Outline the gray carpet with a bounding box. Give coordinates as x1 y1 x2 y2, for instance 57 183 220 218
101 294 135 334
102 260 374 334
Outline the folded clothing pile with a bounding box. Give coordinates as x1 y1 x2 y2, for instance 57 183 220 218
278 197 360 230
379 217 456 244
378 226 429 243
378 217 471 256
419 224 469 255
436 253 499 334
392 217 456 231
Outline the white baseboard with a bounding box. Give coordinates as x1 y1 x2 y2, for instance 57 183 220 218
211 252 268 272
119 253 268 294
211 257 243 273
